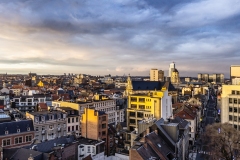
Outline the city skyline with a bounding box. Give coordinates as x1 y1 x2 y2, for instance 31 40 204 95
0 0 240 77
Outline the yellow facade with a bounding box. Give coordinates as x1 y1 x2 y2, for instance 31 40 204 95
231 65 240 79
37 81 44 87
171 70 179 84
127 91 163 131
81 108 108 140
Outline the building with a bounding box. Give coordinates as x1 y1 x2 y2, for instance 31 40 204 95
12 94 52 112
149 69 164 82
171 68 180 84
57 107 80 137
81 108 108 141
78 138 105 160
130 117 190 160
198 73 224 83
127 88 172 132
230 65 240 83
221 85 240 131
0 119 35 150
26 111 67 142
169 62 176 77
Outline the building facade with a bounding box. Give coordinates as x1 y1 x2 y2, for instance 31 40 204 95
221 85 240 131
169 62 176 77
127 89 172 131
231 65 240 83
26 111 67 142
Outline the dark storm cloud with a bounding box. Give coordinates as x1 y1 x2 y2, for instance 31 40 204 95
0 0 240 76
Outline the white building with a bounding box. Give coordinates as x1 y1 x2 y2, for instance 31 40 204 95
26 111 67 142
78 139 105 160
169 62 176 77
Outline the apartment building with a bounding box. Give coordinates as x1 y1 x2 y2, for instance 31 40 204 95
12 94 52 112
81 108 108 141
78 138 105 160
26 111 67 142
57 107 80 137
127 89 172 132
221 85 240 130
0 118 35 152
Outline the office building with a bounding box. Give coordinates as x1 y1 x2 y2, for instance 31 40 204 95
230 65 240 83
168 62 175 77
198 73 224 83
221 85 240 130
150 69 164 81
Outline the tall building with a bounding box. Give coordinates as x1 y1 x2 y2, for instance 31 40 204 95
198 73 224 83
158 70 164 81
150 68 158 81
230 65 240 83
221 85 240 130
81 108 108 141
150 69 164 81
171 68 180 84
168 62 175 77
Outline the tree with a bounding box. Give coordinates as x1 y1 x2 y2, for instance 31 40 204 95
202 123 240 160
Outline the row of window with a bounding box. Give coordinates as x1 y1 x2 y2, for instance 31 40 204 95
36 124 65 131
68 117 78 123
229 115 240 122
229 107 240 113
97 107 116 112
2 135 32 146
68 125 79 132
94 101 115 107
232 90 240 95
229 98 240 104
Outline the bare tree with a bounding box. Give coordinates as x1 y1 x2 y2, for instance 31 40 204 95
202 123 240 160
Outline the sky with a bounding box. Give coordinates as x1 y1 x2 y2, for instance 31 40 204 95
0 0 240 77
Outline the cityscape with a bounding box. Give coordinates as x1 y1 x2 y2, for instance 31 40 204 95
1 0 240 160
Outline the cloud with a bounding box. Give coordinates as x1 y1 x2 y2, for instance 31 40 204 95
0 0 239 77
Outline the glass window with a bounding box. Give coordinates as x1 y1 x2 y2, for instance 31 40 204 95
68 118 70 123
234 108 238 113
229 107 233 112
229 115 233 121
76 125 78 130
232 90 236 94
72 118 74 123
76 117 78 122
229 98 233 103
88 146 91 153
234 98 238 104
234 116 237 121
238 99 240 104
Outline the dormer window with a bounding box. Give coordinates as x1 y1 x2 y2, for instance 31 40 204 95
17 129 20 133
41 116 45 121
5 131 8 135
35 117 39 122
27 127 30 131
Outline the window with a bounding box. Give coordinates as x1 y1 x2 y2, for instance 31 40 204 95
189 134 191 138
92 147 95 154
232 90 236 94
229 98 233 103
238 99 240 104
234 125 238 129
5 131 8 135
234 116 237 122
102 124 106 129
76 117 78 122
76 125 79 130
26 135 32 142
68 118 70 123
68 126 70 132
234 99 238 104
72 126 74 131
102 131 106 136
17 129 20 133
2 139 10 146
229 115 233 121
49 125 53 130
35 117 39 122
229 107 233 112
15 137 23 144
72 118 74 123
87 146 91 153
234 108 238 113
237 91 240 95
